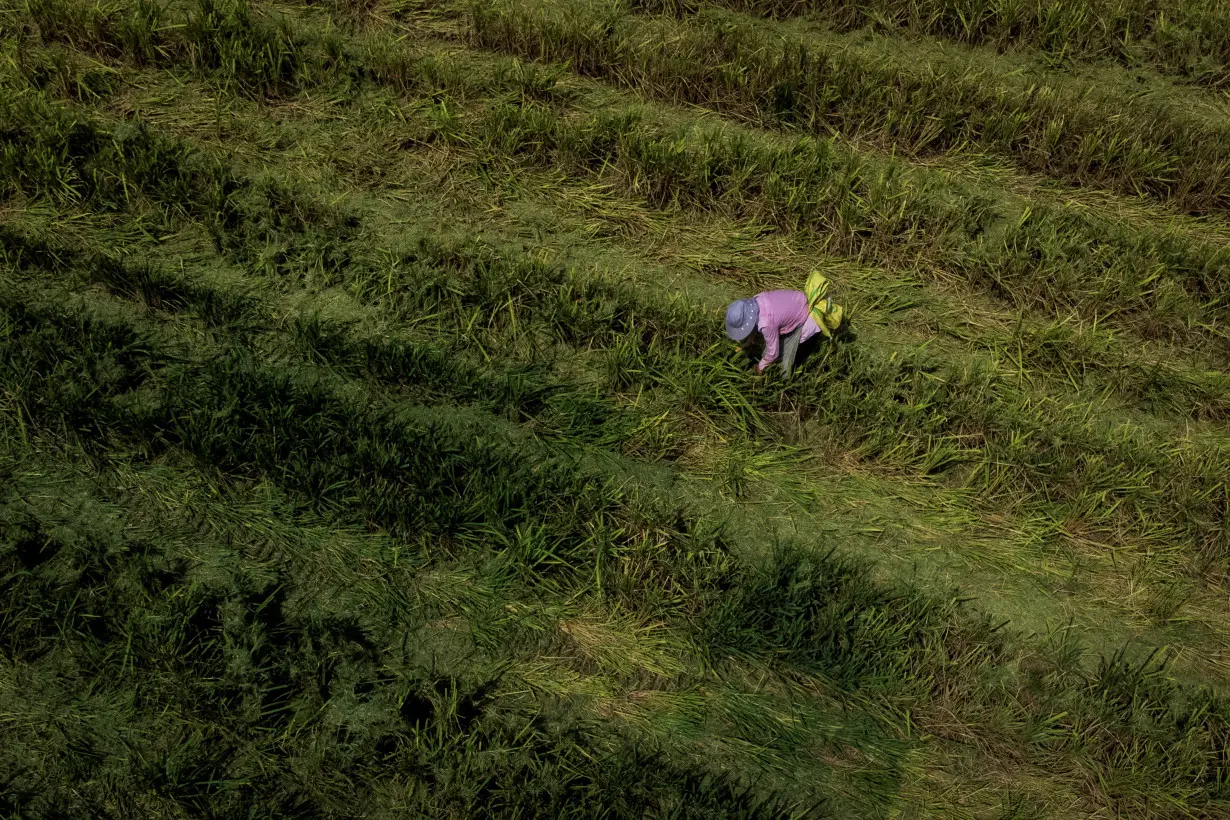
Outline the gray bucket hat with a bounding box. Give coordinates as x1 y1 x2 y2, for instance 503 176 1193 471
725 298 759 341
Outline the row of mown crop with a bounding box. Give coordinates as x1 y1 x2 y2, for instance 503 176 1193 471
4 89 1228 574
627 0 1230 89
467 0 1230 214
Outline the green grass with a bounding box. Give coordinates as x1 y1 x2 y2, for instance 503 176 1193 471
628 0 1230 90
468 0 1230 215
3 0 1230 815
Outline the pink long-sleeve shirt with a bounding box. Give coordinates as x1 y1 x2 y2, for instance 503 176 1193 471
754 290 820 371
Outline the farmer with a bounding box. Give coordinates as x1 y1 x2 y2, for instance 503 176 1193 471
724 271 846 378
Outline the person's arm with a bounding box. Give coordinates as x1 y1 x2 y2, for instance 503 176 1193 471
757 323 779 372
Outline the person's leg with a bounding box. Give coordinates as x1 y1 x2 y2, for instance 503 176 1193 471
779 318 825 378
780 324 803 378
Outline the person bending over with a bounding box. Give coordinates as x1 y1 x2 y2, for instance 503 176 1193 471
724 271 847 377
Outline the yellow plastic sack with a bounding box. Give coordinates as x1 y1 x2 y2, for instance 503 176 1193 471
804 270 845 338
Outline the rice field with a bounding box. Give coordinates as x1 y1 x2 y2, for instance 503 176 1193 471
1 0 1229 816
